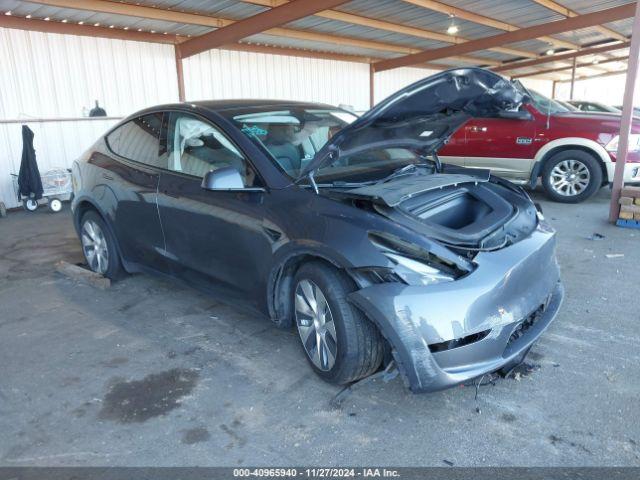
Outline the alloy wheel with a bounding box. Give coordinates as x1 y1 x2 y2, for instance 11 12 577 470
81 220 109 274
549 159 591 197
295 279 338 371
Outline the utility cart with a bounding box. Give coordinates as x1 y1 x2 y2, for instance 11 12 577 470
11 169 73 213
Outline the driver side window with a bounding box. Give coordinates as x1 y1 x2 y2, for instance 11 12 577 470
163 112 260 187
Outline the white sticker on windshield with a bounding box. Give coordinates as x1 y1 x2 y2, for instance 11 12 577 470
419 130 434 137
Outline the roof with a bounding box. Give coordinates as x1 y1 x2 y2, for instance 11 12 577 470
0 0 634 81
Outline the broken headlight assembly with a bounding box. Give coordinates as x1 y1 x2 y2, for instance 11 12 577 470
363 232 468 286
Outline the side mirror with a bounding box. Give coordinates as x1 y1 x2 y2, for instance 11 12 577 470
497 109 533 121
201 166 244 190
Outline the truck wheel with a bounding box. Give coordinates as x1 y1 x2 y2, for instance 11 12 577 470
292 261 384 385
541 150 602 203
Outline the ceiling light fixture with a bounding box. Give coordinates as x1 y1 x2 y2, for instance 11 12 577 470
44 17 50 21
446 14 458 35
94 22 100 26
26 14 32 18
5 10 11 15
61 19 67 23
546 48 555 56
78 20 84 24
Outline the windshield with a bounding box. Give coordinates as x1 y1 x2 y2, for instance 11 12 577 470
526 89 570 114
228 107 357 179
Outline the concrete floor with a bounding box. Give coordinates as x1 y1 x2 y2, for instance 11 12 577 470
0 188 639 467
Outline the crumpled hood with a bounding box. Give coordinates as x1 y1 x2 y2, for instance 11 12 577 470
299 67 527 178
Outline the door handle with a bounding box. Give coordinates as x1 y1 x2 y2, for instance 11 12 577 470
102 173 114 180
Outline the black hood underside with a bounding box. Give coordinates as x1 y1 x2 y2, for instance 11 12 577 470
300 68 528 178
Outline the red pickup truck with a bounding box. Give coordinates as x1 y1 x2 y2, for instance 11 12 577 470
438 88 640 203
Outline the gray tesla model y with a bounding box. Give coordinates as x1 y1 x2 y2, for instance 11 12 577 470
71 68 563 393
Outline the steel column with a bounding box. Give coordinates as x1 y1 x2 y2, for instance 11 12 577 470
609 0 640 222
175 45 185 102
569 56 577 100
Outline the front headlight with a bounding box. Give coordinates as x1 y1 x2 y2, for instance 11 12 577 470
605 134 640 152
383 252 455 285
368 232 468 286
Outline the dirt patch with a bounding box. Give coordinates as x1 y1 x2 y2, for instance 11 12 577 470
99 369 199 423
182 427 211 445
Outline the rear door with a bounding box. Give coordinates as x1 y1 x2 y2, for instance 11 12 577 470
462 112 537 182
103 113 167 269
155 111 271 308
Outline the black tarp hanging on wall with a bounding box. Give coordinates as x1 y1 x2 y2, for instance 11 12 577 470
17 125 43 200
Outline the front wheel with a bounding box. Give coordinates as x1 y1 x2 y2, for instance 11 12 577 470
23 198 38 212
80 211 123 280
541 150 602 203
293 262 384 385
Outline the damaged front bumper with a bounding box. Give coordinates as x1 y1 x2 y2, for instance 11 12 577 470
349 225 563 393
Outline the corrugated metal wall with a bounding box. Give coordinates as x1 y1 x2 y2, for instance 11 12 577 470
555 73 627 105
374 67 439 104
182 49 371 112
0 27 179 208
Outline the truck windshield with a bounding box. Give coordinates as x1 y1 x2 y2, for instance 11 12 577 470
527 89 570 114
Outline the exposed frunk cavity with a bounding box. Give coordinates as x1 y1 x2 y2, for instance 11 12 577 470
409 191 494 230
398 185 514 245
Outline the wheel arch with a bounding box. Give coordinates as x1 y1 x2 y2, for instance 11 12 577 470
73 197 129 271
267 250 347 329
531 138 611 186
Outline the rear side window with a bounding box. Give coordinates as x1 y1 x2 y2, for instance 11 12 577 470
106 113 163 167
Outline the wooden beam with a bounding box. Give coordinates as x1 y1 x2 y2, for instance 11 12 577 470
241 0 539 58
556 69 628 83
177 0 351 58
29 0 498 66
493 41 630 73
215 42 376 63
373 3 636 72
514 56 629 78
0 14 180 43
531 0 628 42
401 0 579 50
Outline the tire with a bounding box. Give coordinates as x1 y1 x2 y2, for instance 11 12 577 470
541 150 602 203
79 210 123 280
48 198 63 213
292 261 384 385
23 198 38 212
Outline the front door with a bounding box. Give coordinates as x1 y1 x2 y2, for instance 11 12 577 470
462 113 537 182
155 111 271 308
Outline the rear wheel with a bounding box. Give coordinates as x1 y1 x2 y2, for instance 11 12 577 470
293 262 384 385
48 198 62 213
541 150 602 203
80 211 123 279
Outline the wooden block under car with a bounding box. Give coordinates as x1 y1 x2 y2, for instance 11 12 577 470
621 186 640 198
55 261 110 289
621 204 640 214
619 196 634 205
619 211 634 220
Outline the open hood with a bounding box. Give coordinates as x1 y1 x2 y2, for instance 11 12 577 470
299 68 528 179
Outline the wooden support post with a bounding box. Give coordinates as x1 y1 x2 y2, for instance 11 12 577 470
175 45 185 102
569 56 577 100
609 0 640 222
369 64 375 109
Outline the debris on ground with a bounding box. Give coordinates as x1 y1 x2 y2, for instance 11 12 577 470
606 253 625 259
443 460 454 466
587 233 606 241
55 260 110 289
500 362 541 381
329 362 399 409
